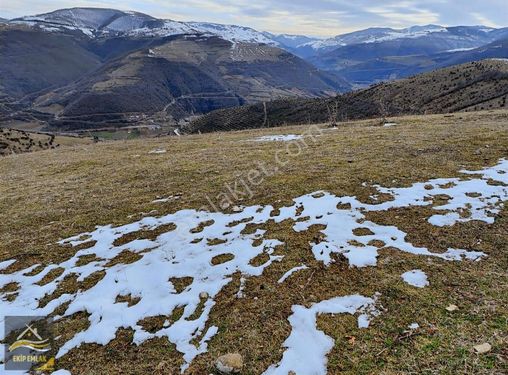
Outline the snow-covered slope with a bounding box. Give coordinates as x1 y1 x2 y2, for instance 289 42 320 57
263 32 322 49
11 8 156 36
188 22 278 45
10 7 279 45
304 25 489 51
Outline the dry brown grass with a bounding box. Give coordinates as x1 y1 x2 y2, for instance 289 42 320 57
0 110 507 374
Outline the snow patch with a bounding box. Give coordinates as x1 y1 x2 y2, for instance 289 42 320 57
252 135 303 142
277 265 308 283
263 294 380 375
1 158 506 372
401 270 429 288
0 259 16 271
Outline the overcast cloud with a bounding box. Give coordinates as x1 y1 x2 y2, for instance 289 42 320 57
1 0 507 37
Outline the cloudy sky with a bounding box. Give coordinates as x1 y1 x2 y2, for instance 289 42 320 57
2 0 507 37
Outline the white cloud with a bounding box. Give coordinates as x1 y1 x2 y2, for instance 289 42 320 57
471 12 502 28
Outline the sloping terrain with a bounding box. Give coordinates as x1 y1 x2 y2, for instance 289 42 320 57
0 25 101 101
333 37 508 85
0 9 348 131
186 59 508 133
0 110 507 374
2 7 508 132
27 35 345 131
0 128 59 155
0 128 92 156
303 26 508 86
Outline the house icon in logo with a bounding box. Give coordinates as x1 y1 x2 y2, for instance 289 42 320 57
8 323 51 353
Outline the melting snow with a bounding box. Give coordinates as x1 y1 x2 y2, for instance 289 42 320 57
263 294 380 375
152 195 180 203
277 265 308 283
1 159 507 373
148 148 167 154
252 135 303 142
401 270 429 288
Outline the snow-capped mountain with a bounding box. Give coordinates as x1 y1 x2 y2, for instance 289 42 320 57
262 32 322 49
11 8 159 36
303 25 496 51
10 8 280 45
5 7 508 91
188 22 277 45
8 8 508 56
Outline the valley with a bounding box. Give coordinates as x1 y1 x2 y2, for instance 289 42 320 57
1 8 507 134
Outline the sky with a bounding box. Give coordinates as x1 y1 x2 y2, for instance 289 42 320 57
1 0 507 37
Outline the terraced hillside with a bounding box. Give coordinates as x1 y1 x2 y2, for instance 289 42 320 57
0 110 507 374
186 59 508 133
32 35 344 131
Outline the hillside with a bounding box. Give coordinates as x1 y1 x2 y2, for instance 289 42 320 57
0 128 92 155
0 9 348 131
2 8 508 132
28 35 344 131
0 25 101 99
300 25 508 85
186 59 508 133
0 110 507 374
331 37 508 86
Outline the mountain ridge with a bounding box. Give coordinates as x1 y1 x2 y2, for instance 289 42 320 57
185 59 508 133
6 7 508 54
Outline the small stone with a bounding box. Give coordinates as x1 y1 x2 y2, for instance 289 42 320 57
199 291 209 299
232 206 243 213
446 304 458 312
215 353 243 374
289 372 296 375
408 323 420 330
474 343 492 354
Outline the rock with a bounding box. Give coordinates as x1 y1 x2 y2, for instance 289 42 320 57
232 206 243 213
199 291 209 299
149 148 167 154
446 304 458 312
474 343 492 354
289 372 296 375
215 353 243 374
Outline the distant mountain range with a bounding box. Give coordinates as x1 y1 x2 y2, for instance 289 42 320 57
0 8 347 130
1 7 507 131
8 9 508 54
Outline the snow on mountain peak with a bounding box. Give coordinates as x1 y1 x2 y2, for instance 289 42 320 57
11 8 280 45
7 8 506 54
304 24 449 50
187 22 278 45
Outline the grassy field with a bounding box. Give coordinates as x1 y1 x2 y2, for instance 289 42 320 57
0 110 507 374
